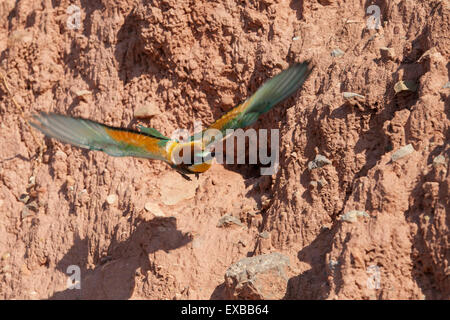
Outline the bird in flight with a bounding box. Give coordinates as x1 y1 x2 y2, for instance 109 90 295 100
30 61 312 180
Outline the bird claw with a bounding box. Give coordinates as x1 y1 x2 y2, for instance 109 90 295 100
179 172 192 181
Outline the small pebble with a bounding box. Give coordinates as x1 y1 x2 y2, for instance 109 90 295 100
26 176 36 188
343 92 365 99
217 215 243 228
21 207 33 219
308 154 332 170
432 154 446 167
394 80 417 93
340 210 369 223
380 47 395 61
391 144 414 162
19 194 30 204
106 194 118 205
331 48 344 57
75 90 92 102
144 202 165 217
259 231 270 239
345 20 361 24
329 259 339 270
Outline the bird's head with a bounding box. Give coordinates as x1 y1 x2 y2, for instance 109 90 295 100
168 140 214 174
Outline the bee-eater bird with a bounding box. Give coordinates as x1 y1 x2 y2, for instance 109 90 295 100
30 61 312 180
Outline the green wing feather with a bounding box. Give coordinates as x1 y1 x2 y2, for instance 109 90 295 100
138 125 170 140
199 61 312 147
30 112 169 160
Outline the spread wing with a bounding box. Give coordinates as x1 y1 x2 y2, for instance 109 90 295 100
200 61 313 148
30 112 170 161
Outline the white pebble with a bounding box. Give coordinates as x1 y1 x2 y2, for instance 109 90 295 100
331 48 344 57
144 202 165 217
106 194 118 205
391 144 414 162
343 92 365 99
340 210 369 223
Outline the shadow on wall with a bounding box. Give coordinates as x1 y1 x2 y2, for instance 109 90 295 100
49 216 192 299
289 0 305 20
208 226 337 300
283 226 337 299
114 7 158 85
405 147 450 300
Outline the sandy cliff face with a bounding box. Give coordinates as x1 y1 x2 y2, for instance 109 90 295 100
0 0 448 299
